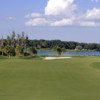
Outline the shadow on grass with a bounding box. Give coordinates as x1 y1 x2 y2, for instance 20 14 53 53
91 62 100 70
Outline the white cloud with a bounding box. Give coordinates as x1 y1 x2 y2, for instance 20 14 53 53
25 0 100 27
85 8 100 19
79 21 100 27
45 0 76 16
6 16 16 20
25 18 48 26
25 13 41 18
76 7 100 26
25 0 76 26
50 18 73 26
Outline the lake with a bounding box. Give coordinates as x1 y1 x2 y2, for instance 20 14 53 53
38 50 100 56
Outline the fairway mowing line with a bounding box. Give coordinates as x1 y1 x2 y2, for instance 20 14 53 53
44 57 72 60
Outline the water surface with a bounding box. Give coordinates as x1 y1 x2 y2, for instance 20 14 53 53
38 50 100 56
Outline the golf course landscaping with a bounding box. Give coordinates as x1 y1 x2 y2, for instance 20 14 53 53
0 56 100 100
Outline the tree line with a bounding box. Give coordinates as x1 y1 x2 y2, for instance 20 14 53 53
0 31 37 57
0 31 100 57
29 40 100 51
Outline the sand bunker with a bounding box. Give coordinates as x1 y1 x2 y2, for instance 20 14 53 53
44 57 72 60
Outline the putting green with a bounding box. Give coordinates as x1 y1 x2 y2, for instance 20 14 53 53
0 56 100 100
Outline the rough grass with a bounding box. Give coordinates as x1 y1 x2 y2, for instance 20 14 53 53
0 56 100 100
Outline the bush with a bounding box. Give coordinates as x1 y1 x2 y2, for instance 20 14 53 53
23 52 30 56
56 47 62 56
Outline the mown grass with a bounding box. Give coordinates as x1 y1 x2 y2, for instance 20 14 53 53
0 56 100 100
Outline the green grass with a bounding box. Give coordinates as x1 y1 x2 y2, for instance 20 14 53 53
0 56 100 100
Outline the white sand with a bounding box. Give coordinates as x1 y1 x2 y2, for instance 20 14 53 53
44 57 72 60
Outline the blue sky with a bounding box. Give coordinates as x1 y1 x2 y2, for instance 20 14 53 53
0 0 100 43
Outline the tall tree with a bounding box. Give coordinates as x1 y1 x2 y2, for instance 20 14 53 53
6 35 11 46
11 31 15 47
17 34 21 46
21 32 25 47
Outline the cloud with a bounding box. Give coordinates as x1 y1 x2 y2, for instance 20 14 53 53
91 0 99 2
25 18 49 26
72 7 100 27
6 16 16 20
85 8 100 19
25 0 100 27
25 0 76 26
45 0 76 16
50 18 74 26
79 21 100 27
25 13 41 18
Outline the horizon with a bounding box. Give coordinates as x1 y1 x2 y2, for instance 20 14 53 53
0 0 100 43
